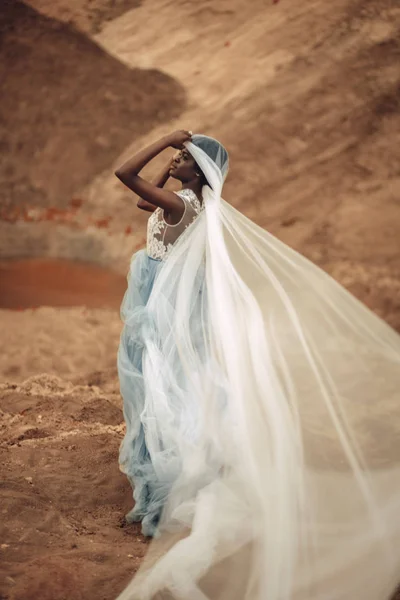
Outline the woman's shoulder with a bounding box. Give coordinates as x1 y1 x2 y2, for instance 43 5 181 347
174 188 202 214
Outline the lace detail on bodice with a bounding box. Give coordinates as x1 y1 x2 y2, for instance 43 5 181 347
147 189 203 261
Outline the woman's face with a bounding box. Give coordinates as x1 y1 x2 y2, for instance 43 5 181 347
169 148 199 182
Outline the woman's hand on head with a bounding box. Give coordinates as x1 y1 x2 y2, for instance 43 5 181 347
166 130 192 149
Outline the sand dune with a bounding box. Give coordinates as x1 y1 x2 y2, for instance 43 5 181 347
1 0 399 598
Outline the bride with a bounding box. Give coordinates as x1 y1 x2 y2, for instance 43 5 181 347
115 130 400 600
116 129 215 537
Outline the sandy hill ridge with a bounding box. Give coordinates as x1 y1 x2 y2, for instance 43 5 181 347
1 0 399 598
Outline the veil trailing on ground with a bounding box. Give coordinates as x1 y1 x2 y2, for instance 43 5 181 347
117 135 400 600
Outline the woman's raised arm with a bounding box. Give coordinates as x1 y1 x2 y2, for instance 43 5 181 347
115 131 191 216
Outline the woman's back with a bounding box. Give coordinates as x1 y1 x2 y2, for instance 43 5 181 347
147 189 203 261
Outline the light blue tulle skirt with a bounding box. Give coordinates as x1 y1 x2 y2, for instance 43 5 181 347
117 250 165 537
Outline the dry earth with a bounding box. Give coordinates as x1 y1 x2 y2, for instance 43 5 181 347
1 0 400 598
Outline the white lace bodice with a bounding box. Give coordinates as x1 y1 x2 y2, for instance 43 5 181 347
147 189 203 261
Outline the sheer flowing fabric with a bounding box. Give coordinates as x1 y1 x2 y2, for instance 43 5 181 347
117 137 400 600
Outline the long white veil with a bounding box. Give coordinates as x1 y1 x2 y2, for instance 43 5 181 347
117 136 400 600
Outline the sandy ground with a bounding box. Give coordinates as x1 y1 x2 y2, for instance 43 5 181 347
1 0 400 598
0 0 185 210
25 0 142 34
0 372 145 600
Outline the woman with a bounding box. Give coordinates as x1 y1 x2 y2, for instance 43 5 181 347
116 131 400 600
116 130 228 537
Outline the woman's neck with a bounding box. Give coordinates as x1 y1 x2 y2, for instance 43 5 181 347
181 182 203 201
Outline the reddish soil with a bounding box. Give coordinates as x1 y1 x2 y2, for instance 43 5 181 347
0 258 126 310
1 0 400 599
0 374 149 600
